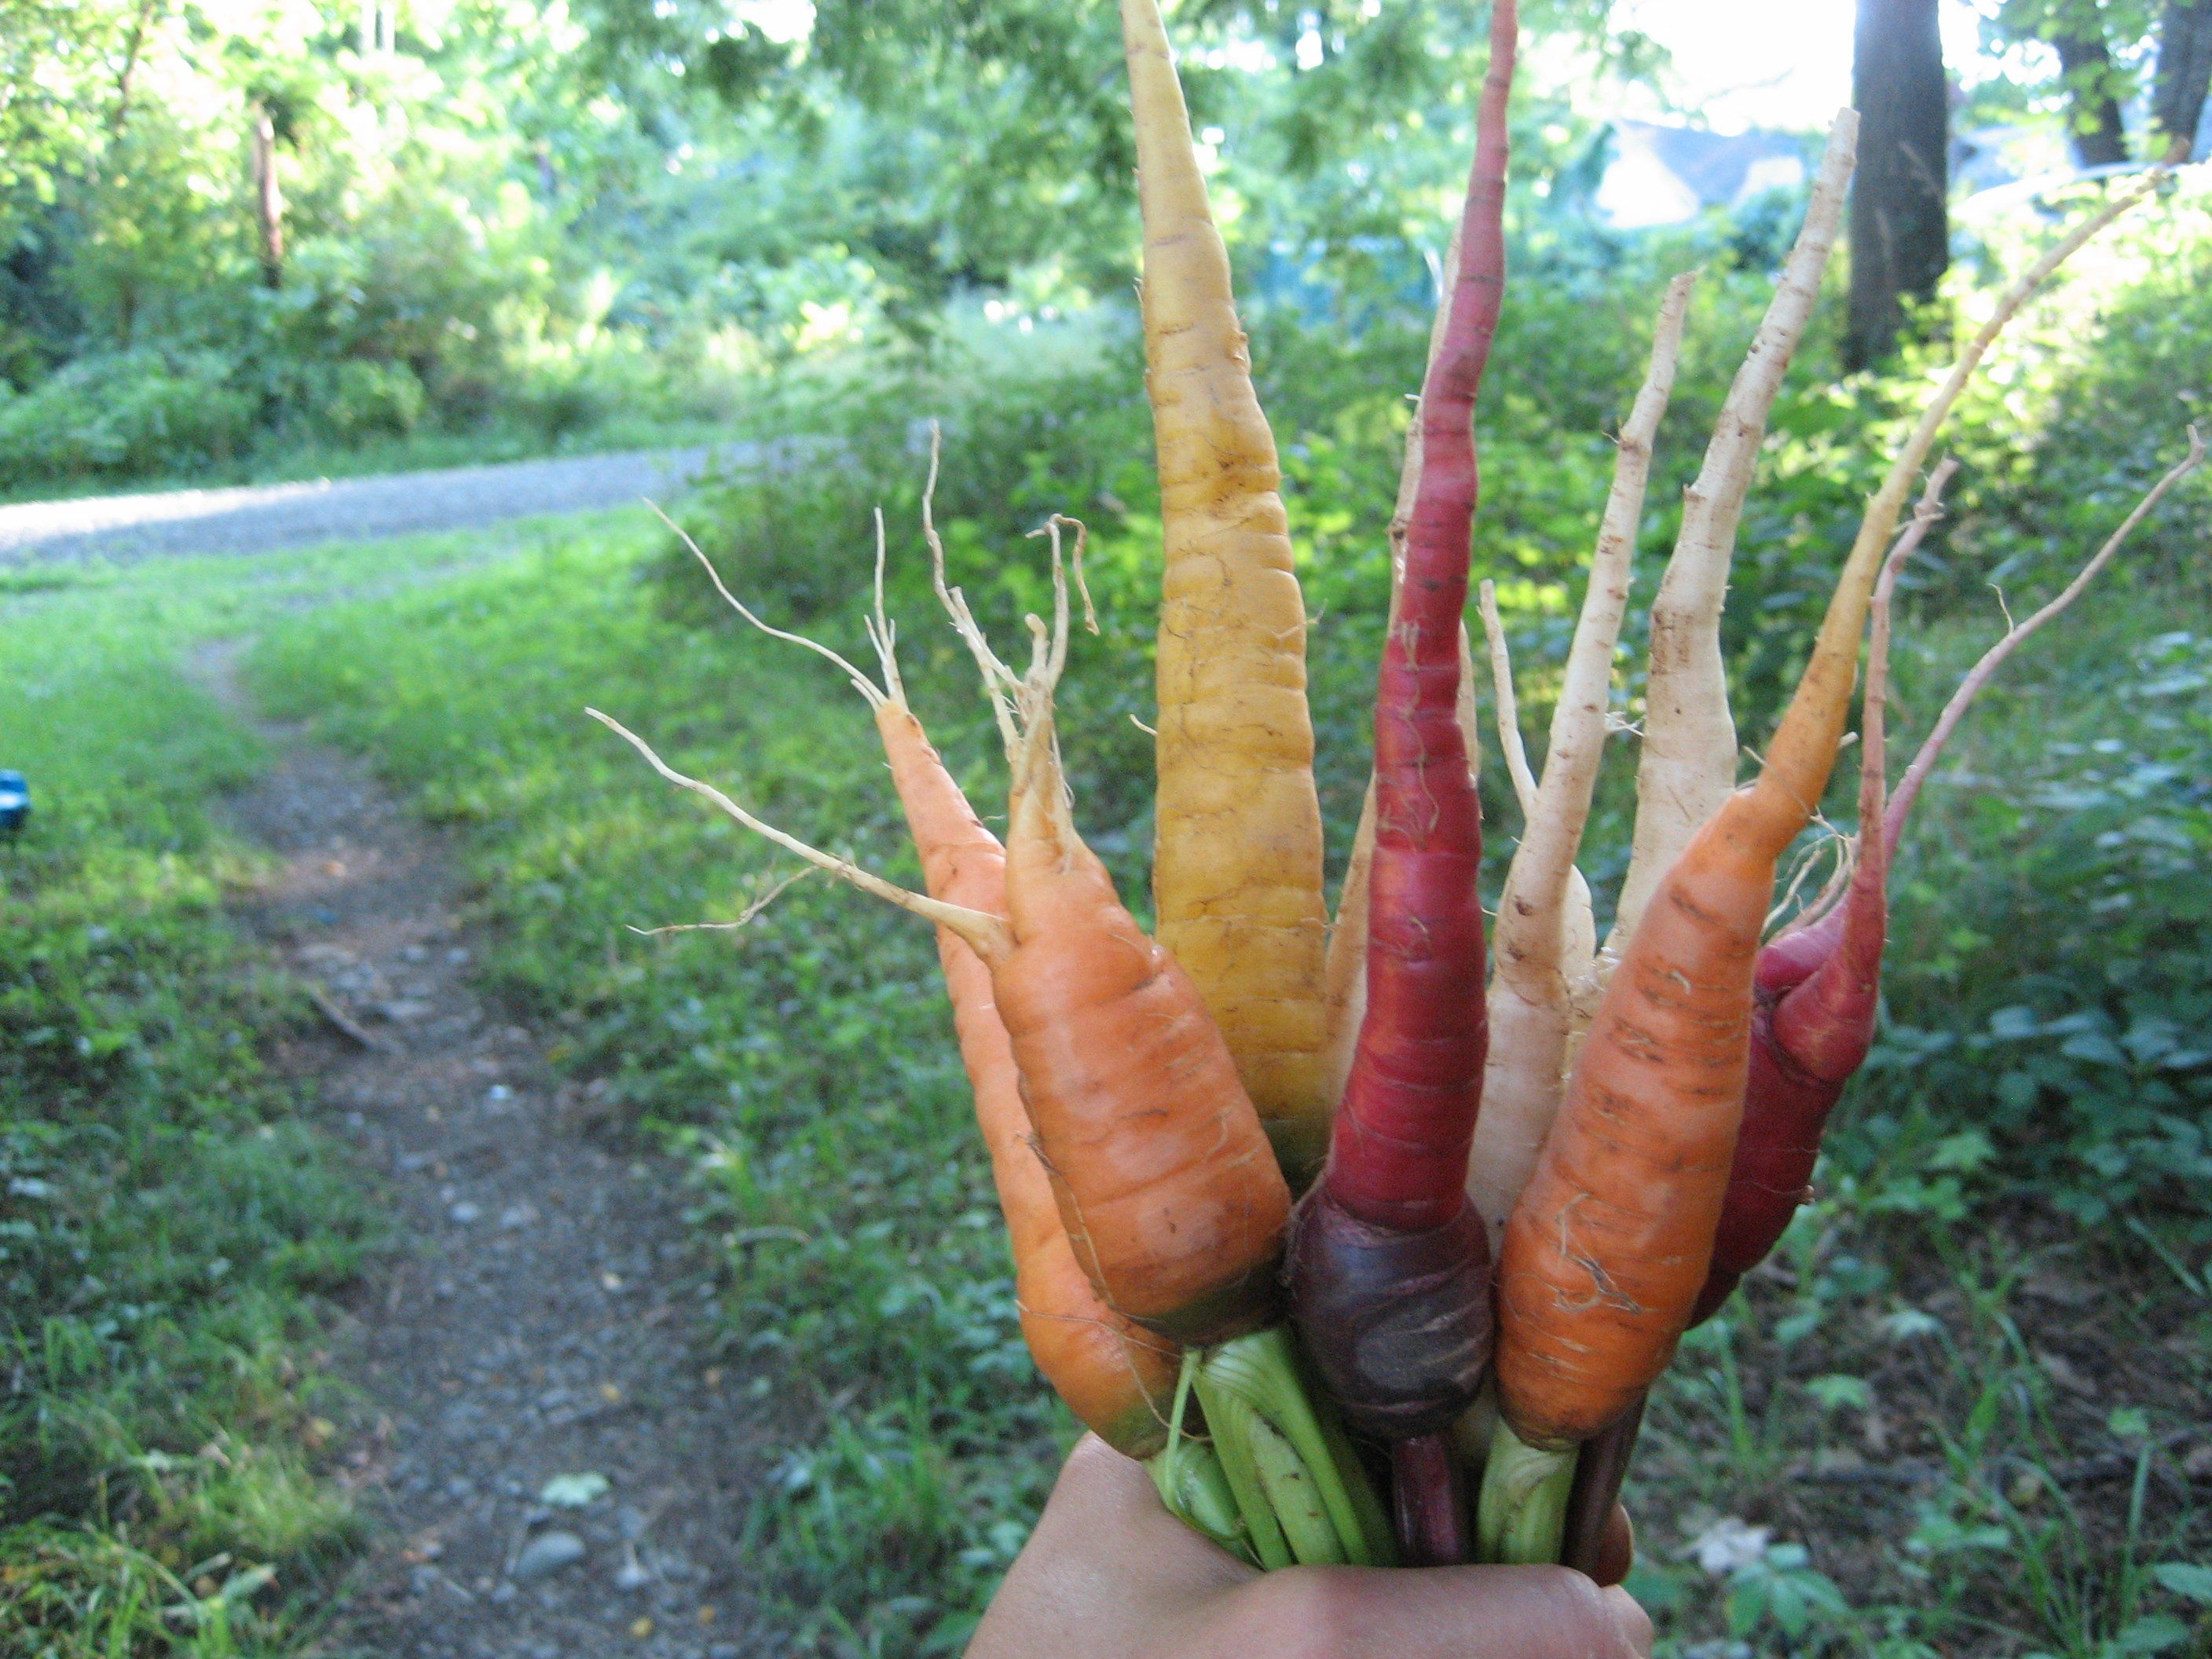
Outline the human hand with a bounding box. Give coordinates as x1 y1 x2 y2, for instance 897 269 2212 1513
967 1436 1650 1659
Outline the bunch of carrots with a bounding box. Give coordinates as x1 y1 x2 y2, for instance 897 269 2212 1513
595 0 2203 1579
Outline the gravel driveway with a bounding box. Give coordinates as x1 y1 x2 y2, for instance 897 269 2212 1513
0 445 736 566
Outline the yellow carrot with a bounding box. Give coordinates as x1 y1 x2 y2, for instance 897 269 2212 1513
1121 0 1331 1177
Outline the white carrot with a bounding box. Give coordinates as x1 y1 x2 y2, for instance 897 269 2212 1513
1601 112 1858 968
1463 271 1695 1240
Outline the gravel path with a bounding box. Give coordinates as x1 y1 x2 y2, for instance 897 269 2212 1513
207 649 764 1659
0 446 733 566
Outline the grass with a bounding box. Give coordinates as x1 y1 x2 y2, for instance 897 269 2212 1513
0 519 603 1655
245 497 2211 1657
251 517 1062 1657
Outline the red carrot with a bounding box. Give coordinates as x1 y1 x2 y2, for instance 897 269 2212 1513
1287 0 1514 1565
1690 467 1944 1323
1696 427 2207 1321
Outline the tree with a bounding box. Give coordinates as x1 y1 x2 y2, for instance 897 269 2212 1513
2053 28 2132 163
1848 0 1950 371
251 102 284 287
2154 0 2212 153
1994 0 2211 161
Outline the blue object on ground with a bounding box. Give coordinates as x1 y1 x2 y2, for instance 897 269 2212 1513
0 770 28 835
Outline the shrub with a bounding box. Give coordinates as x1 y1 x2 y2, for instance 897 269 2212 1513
0 349 256 491
318 357 429 441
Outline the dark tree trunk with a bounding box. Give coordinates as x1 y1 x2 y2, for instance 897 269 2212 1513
1848 0 1950 372
252 105 285 288
2053 33 2131 166
2155 1 2212 158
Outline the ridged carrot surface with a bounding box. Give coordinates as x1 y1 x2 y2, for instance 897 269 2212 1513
1121 0 1331 1174
1494 441 1899 1448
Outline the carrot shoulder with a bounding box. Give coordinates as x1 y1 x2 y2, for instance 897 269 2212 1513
1122 0 1332 1175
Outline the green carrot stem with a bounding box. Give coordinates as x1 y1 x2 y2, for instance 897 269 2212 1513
1311 1382 1397 1560
1149 1437 1257 1566
1476 1419 1579 1564
1200 1327 1397 1566
1192 1367 1295 1569
1247 1412 1346 1565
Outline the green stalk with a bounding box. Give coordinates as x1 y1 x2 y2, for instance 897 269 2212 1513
1309 1386 1397 1561
1199 1328 1397 1567
1246 1412 1344 1565
1150 1437 1256 1566
1193 1368 1295 1569
1155 1347 1274 1567
1476 1417 1579 1564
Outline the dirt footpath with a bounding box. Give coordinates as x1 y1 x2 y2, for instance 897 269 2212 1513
211 656 764 1659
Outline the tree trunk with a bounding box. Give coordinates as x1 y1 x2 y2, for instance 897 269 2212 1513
2053 33 2130 167
1848 0 1950 372
2155 1 2212 158
109 0 162 140
251 105 285 288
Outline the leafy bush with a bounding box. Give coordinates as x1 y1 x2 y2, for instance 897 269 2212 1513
317 358 429 441
0 350 257 490
1855 615 2212 1229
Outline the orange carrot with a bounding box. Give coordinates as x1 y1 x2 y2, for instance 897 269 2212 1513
596 530 1290 1348
873 699 1181 1459
987 534 1293 1345
658 509 1183 1455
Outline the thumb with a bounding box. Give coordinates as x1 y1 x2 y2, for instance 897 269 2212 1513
1212 1561 1652 1659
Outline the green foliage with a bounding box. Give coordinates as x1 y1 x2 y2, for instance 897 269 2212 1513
1860 616 2212 1226
0 350 258 489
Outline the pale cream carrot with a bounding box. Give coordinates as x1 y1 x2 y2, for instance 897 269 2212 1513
1466 273 1696 1244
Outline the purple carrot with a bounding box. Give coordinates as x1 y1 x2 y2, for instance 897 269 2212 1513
1286 0 1518 1566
